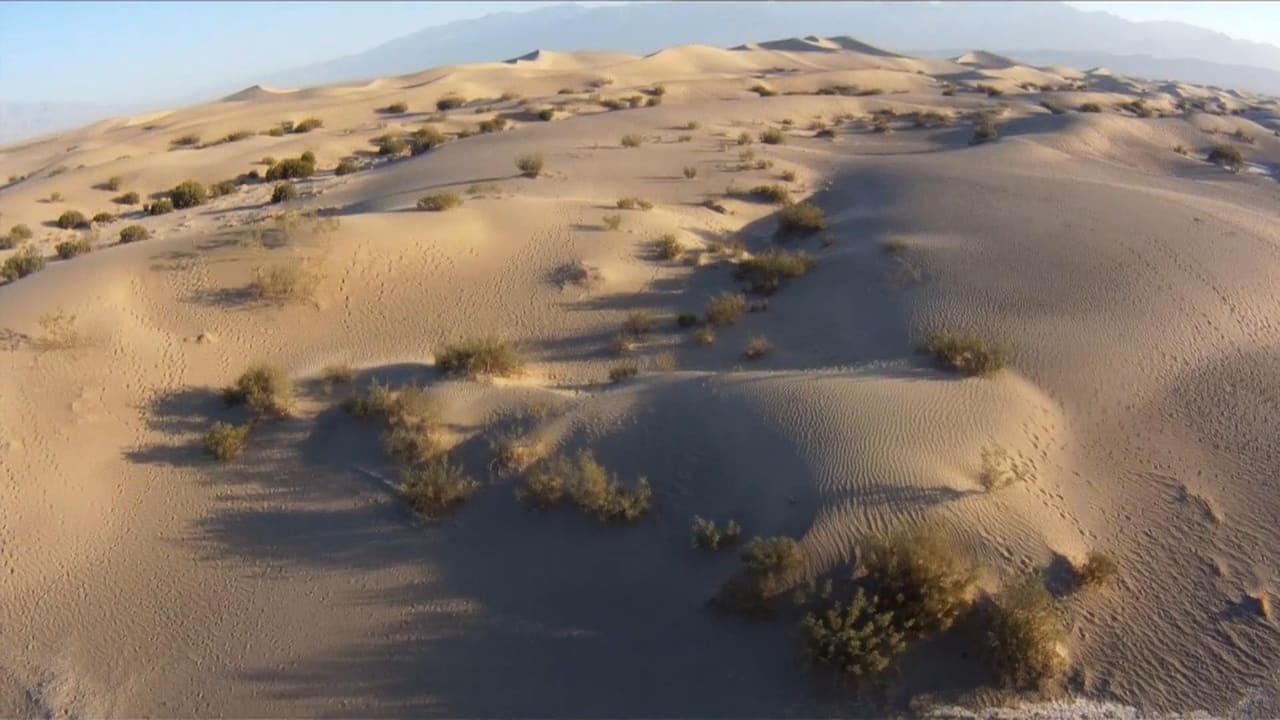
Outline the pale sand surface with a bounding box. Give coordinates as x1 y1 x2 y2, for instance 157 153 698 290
1 36 1278 717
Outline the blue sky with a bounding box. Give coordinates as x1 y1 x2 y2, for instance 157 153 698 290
2 1 1278 108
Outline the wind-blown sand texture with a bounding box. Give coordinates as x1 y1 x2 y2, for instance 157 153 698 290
1 35 1278 717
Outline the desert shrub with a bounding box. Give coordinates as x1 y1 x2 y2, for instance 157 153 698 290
145 198 174 215
1232 128 1254 144
861 527 973 638
620 133 643 148
54 236 92 259
515 153 544 178
760 127 785 145
46 191 64 202
299 150 316 164
518 450 650 521
971 114 999 144
737 131 753 145
381 101 409 114
734 247 814 294
1078 102 1102 113
778 202 827 234
602 214 623 230
223 129 253 142
204 422 251 461
608 363 639 383
600 97 628 110
872 117 893 134
320 363 355 388
9 224 33 241
346 379 398 420
655 234 683 260
401 459 478 519
626 95 645 108
780 169 798 182
436 338 525 378
334 158 359 175
622 311 655 336
985 578 1066 689
920 331 1009 376
250 262 320 303
293 117 323 133
171 134 200 148
99 175 123 191
118 225 149 244
611 334 637 355
750 84 777 97
266 126 286 137
477 117 508 134
615 197 653 210
373 133 408 157
91 212 114 224
749 184 791 204
417 192 462 211
1173 144 1189 156
385 422 443 467
223 364 293 417
169 180 207 209
976 83 1004 97
1208 143 1244 172
1 245 46 282
113 191 140 205
712 536 803 613
270 183 298 204
265 157 315 180
674 313 699 329
804 587 907 678
743 336 773 359
979 444 1036 490
537 107 556 121
646 96 662 107
436 94 466 111
691 516 742 550
209 179 238 198
683 165 698 179
260 156 278 166
405 126 446 156
693 326 716 346
706 292 746 326
1074 551 1119 589
56 210 89 229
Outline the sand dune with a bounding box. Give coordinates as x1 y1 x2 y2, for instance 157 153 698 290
1 34 1278 718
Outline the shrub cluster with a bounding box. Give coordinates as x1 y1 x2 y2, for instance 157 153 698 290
56 210 90 229
265 155 316 180
706 292 746 326
204 422 251 461
515 153 544 178
54 235 92 259
223 364 294 417
270 183 298 203
401 460 478 519
417 192 462 211
985 578 1066 689
119 225 149 243
517 449 651 522
919 331 1009 376
169 180 208 209
777 202 827 234
1208 144 1244 172
145 198 174 215
691 516 742 550
1 245 47 282
712 536 803 614
436 338 525 378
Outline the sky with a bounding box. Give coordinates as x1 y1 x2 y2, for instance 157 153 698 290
3 1 1280 109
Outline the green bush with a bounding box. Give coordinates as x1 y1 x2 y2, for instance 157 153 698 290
145 198 174 215
477 117 508 133
436 338 525 378
778 202 827 234
1 245 47 282
760 127 785 145
706 292 746 326
691 516 742 550
373 134 408 156
223 364 293 417
919 331 1009 376
409 126 447 155
861 527 974 638
1208 143 1244 172
113 191 140 205
54 236 92 259
299 150 316 164
293 117 323 133
517 450 650 522
401 460 478 519
416 192 462 211
1075 551 1119 589
803 587 907 677
204 422 251 461
734 249 814 294
334 158 359 176
749 184 791 204
436 94 466 111
271 183 298 204
985 578 1066 689
655 234 683 260
119 225 149 244
169 180 207 209
56 210 89 229
712 536 803 613
516 153 544 178
265 157 315 180
209 179 238 198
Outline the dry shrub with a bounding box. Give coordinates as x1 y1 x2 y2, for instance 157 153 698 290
321 363 356 388
1 245 47 282
602 214 623 230
401 459 478 519
251 261 321 304
712 536 803 614
749 184 792 204
804 587 907 678
54 235 92 259
622 311 655 336
35 308 82 350
294 117 323 133
417 192 463 211
169 180 207 209
616 197 653 210
778 202 827 234
734 249 814 294
223 364 293 417
694 326 716 346
979 444 1037 490
56 210 89 229
620 133 643 148
436 338 525 378
608 363 639 383
557 259 603 289
971 113 999 144
743 336 773 360
436 94 466 111
861 526 974 638
517 450 650 522
515 153 544 177
1078 102 1102 113
985 578 1066 689
204 422 251 461
760 127 785 145
706 292 746 326
270 182 298 204
691 516 742 550
1208 143 1244 172
1074 551 1119 590
920 331 1009 376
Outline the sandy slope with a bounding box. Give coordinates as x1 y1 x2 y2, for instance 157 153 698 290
1 35 1279 718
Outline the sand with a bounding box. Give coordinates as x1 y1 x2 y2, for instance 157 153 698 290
1 35 1278 717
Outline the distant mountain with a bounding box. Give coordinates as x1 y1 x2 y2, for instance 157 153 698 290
259 2 1280 94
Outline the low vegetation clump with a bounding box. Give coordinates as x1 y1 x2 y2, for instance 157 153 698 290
381 101 409 114
706 292 746 326
734 249 814 293
1078 102 1102 113
985 578 1066 689
691 516 742 550
436 94 466 111
515 153 544 178
760 127 786 145
250 261 320 303
517 450 652 522
602 214 623 230
749 184 791 204
608 363 639 383
223 364 294 417
320 363 356 388
99 175 124 191
145 198 174 215
694 326 716 346
0 225 31 249
971 113 999 144
750 84 777 97
204 422 251 461
1040 100 1066 115
408 126 447 155
436 338 525 378
114 191 140 205
538 107 556 121
265 156 316 180
270 183 298 204
293 117 323 133
417 192 463 211
334 157 360 176
615 196 653 210
56 210 89 229
401 459 478 519
209 180 238 198
1 246 47 282
976 83 1005 97
712 536 803 614
373 134 409 157
222 130 253 143
1074 551 1119 590
54 236 92 259
676 313 699 328
170 134 200 148
743 336 773 360
1208 143 1244 172
920 331 1009 376
777 202 827 235
169 180 208 209
979 444 1037 490
804 587 908 678
91 212 114 225
683 165 698 179
860 527 974 638
620 133 643 148
655 233 683 260
621 311 655 336
477 117 507 134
